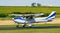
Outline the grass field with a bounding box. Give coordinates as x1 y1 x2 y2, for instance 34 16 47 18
0 28 60 33
0 24 60 33
0 6 60 33
0 6 60 20
0 6 60 14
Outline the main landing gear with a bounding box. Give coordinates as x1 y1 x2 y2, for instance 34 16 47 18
16 23 26 28
16 23 33 28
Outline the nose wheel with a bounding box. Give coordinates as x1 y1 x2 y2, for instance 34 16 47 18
16 23 19 28
22 23 26 28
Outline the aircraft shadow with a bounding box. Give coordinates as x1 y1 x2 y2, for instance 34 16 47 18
0 26 60 30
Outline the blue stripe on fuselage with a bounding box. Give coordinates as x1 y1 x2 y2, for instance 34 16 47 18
14 17 25 20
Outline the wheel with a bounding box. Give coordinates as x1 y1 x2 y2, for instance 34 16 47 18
22 24 26 28
16 25 19 28
29 25 34 28
22 25 25 28
28 23 34 27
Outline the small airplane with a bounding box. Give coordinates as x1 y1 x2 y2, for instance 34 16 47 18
12 11 56 28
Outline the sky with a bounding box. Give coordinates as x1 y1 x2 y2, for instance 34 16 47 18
0 0 60 6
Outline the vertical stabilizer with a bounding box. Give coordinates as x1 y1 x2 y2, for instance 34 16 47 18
46 11 56 20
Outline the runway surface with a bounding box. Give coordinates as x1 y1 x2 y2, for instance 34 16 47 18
17 26 60 28
0 26 60 30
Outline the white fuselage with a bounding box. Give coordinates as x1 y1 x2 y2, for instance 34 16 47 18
13 17 48 24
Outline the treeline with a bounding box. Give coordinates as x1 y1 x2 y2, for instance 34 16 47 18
0 12 58 17
0 12 60 18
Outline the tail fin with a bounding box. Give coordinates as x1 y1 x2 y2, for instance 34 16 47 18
46 11 56 20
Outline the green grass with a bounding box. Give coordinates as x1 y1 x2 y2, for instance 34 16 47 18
0 24 60 33
34 24 60 26
0 28 60 33
0 17 11 20
0 6 60 13
1 24 60 27
0 6 60 33
0 6 60 19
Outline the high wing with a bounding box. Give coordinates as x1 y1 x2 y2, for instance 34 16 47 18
11 13 44 17
11 14 23 16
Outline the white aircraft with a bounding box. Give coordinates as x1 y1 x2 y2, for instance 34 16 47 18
12 11 56 28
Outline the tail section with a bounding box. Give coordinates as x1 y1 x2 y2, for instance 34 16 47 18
46 11 56 21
